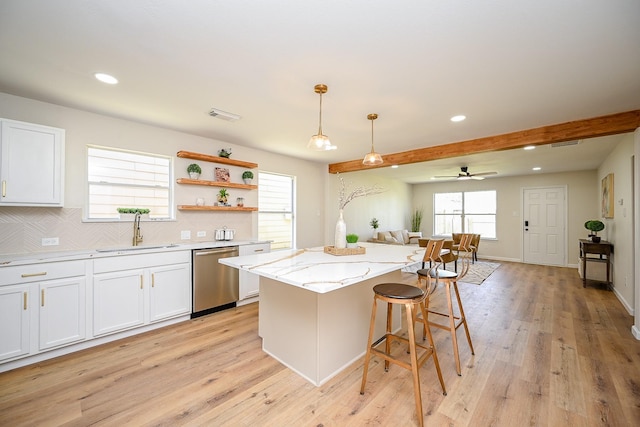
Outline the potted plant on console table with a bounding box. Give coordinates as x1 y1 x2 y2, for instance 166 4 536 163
585 220 605 243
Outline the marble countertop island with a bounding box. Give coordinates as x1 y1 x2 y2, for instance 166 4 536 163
220 242 426 386
220 242 424 293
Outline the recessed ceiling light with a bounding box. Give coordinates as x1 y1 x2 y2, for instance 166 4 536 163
94 73 118 84
391 165 399 169
450 115 466 122
532 167 541 171
524 145 535 150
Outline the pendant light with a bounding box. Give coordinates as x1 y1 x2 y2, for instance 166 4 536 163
362 113 383 165
308 84 336 151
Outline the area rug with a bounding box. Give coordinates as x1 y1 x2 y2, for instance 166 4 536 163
402 260 500 285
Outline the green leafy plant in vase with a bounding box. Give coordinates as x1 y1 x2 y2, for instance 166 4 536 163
187 163 202 179
217 189 229 205
584 220 604 243
242 170 254 184
346 233 359 248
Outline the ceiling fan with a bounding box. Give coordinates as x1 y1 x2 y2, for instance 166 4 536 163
434 166 498 180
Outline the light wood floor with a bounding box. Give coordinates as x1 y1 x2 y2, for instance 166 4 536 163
1 261 639 426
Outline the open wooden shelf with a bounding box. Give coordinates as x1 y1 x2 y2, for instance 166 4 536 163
177 151 258 169
176 178 257 190
177 205 258 212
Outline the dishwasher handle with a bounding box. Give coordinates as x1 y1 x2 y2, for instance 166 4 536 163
194 247 238 257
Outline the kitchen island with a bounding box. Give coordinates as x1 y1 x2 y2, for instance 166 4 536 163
220 242 424 386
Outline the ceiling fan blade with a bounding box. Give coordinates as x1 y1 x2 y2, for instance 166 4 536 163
433 175 458 179
472 171 498 176
470 176 485 180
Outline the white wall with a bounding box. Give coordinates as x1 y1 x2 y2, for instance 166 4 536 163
598 133 635 313
0 92 326 254
412 170 599 262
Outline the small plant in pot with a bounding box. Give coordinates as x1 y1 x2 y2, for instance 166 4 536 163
242 170 254 184
346 233 359 248
218 148 232 158
217 189 229 205
585 220 605 243
187 163 202 179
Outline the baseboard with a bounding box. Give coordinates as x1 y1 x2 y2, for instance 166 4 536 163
632 325 640 340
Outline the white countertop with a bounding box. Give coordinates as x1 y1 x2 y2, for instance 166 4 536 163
0 240 268 267
219 242 424 293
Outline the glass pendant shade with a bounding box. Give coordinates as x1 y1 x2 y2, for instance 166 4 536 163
308 84 336 151
362 113 383 165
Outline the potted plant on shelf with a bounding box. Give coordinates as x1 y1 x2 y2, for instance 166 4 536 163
218 148 232 158
585 220 605 243
346 233 359 248
187 163 202 179
217 189 229 205
370 217 379 239
242 170 254 184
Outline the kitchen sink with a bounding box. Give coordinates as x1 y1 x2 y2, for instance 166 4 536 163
96 244 180 253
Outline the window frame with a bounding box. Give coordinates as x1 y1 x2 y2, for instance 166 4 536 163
257 171 296 250
85 145 174 222
433 190 497 238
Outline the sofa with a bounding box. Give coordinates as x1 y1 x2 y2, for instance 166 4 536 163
368 230 423 245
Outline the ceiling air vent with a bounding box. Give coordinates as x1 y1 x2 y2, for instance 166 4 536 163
551 139 581 148
209 108 241 122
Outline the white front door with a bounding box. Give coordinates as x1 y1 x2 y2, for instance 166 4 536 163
523 186 566 266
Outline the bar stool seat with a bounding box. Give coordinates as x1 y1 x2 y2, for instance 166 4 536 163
360 282 446 427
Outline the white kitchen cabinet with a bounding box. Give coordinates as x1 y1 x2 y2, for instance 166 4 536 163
149 263 191 323
39 276 86 350
238 242 271 304
0 259 86 363
93 269 145 336
0 118 65 206
92 250 191 336
0 284 30 362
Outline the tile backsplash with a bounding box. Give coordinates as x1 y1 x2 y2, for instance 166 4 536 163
0 207 254 255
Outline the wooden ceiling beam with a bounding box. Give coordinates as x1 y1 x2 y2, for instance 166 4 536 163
328 110 640 174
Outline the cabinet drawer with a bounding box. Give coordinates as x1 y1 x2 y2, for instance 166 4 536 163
0 260 86 286
93 250 191 274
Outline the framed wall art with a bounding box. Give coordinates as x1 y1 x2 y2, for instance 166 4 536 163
215 167 230 182
601 173 614 218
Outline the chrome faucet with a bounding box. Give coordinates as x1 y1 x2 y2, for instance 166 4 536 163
132 212 143 246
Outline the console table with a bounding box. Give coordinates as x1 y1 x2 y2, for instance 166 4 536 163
579 239 613 288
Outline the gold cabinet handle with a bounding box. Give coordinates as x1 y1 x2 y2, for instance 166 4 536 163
140 275 144 289
254 249 264 253
151 273 155 287
1 180 6 198
23 292 28 310
21 271 47 278
41 289 45 307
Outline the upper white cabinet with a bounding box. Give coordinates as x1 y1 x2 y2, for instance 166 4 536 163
0 118 65 206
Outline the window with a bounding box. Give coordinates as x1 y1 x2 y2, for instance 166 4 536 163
87 146 173 220
433 190 496 238
258 172 295 250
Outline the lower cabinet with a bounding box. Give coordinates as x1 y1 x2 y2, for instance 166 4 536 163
0 260 87 363
92 251 191 337
238 242 271 303
0 284 30 361
39 276 86 351
93 269 146 336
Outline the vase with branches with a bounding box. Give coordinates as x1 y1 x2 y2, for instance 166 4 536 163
334 174 384 249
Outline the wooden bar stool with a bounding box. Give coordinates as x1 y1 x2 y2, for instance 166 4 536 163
360 281 446 427
416 233 475 376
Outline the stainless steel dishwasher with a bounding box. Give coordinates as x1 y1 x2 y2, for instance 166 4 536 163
192 246 239 318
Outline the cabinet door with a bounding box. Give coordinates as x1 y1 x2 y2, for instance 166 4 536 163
39 277 86 350
0 119 64 206
93 269 145 336
239 243 271 300
0 284 30 361
149 263 191 323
